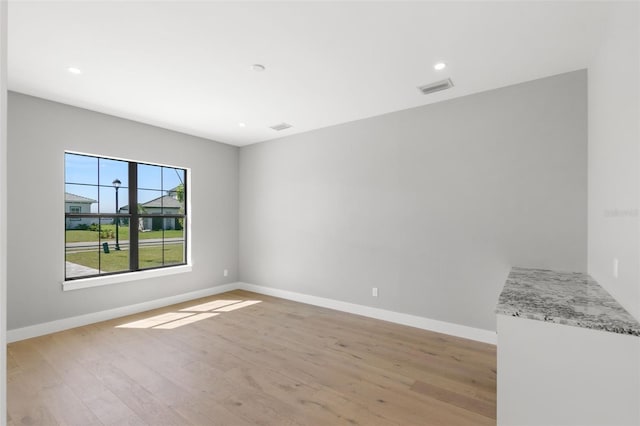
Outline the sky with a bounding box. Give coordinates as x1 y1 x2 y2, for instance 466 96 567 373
65 153 185 214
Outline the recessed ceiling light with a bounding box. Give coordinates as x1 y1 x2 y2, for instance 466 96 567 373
238 122 246 128
434 62 447 71
250 64 266 72
67 67 82 75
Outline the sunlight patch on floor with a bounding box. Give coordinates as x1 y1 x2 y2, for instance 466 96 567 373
116 312 194 329
115 299 262 330
214 300 262 312
180 299 241 312
154 313 219 329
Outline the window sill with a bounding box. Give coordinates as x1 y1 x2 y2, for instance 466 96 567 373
62 264 192 291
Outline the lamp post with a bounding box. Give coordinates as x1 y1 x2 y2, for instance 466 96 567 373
113 178 121 251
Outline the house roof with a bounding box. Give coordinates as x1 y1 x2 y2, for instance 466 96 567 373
65 192 97 204
142 195 182 209
120 195 182 211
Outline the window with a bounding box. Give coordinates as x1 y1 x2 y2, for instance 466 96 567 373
68 205 81 221
65 152 187 280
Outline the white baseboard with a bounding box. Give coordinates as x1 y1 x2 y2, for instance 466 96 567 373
8 281 497 345
7 283 239 343
237 282 497 345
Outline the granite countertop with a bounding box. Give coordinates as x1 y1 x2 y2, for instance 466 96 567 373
496 267 640 336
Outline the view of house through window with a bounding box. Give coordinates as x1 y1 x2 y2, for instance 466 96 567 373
65 152 187 280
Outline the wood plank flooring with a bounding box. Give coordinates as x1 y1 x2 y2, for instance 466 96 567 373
7 290 496 425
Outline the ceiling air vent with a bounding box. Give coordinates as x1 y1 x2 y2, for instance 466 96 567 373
417 78 454 95
270 122 293 131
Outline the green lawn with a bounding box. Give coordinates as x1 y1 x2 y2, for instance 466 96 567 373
66 243 184 272
66 225 184 243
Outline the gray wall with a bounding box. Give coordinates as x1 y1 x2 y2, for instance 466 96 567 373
7 92 239 330
587 2 640 321
239 71 587 331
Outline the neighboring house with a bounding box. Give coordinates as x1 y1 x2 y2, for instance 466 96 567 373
119 193 183 231
65 192 97 229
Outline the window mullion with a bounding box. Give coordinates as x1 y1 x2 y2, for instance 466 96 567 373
129 162 139 271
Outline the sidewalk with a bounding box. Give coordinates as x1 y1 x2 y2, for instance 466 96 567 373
65 261 101 278
65 237 183 248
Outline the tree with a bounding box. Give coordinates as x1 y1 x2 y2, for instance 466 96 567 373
175 184 184 203
175 184 185 230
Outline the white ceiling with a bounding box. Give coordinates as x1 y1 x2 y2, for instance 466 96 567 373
9 1 610 146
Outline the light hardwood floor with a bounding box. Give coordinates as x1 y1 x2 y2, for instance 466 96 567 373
7 290 496 425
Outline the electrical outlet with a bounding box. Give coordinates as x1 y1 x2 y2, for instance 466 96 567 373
223 269 228 277
613 259 619 279
372 287 378 297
